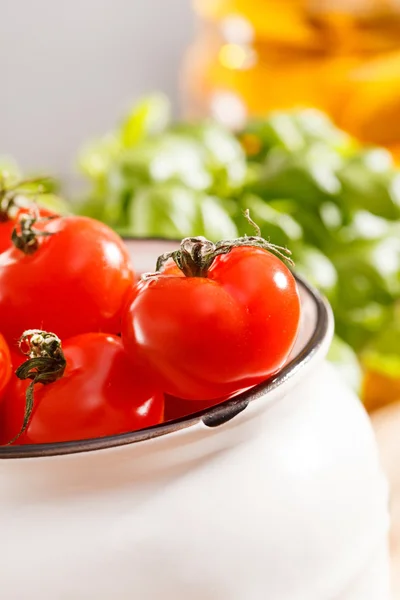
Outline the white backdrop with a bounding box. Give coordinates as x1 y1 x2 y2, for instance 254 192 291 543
0 0 194 182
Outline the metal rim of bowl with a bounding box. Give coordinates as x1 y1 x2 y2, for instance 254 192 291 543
0 243 333 459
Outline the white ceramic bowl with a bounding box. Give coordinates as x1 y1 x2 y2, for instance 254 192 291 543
0 239 391 600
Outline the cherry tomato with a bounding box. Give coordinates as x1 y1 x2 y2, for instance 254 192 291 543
164 394 227 421
122 239 301 401
1 332 164 445
0 348 25 432
0 215 135 345
0 220 15 254
0 333 11 401
164 384 249 421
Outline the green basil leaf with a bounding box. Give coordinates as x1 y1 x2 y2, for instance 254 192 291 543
120 93 170 148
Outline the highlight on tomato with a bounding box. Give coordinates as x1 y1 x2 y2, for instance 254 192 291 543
0 213 135 345
1 330 164 445
122 214 301 402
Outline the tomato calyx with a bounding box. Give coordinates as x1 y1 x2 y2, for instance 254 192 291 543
0 175 52 223
8 330 66 444
12 210 56 254
156 236 217 278
152 210 294 278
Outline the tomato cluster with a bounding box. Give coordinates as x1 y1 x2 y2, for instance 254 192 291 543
0 195 301 446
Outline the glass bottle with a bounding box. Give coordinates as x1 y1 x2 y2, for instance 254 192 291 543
182 0 400 156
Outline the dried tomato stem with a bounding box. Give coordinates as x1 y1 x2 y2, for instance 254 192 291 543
7 330 66 445
153 211 294 279
12 211 56 255
243 208 261 237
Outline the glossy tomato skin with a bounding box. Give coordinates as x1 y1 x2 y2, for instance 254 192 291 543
164 391 244 421
122 246 301 401
0 333 12 401
0 216 135 345
1 333 164 445
0 348 25 434
0 221 15 254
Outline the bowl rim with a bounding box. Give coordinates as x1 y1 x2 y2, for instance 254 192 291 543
0 251 333 459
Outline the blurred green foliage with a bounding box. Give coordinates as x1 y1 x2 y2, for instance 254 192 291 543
0 156 67 215
75 96 400 384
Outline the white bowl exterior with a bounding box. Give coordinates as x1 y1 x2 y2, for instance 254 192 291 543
0 362 390 600
0 240 391 598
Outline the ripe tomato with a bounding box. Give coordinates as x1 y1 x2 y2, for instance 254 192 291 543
0 220 15 254
164 394 228 421
122 237 301 401
0 215 135 345
0 333 12 401
1 332 164 445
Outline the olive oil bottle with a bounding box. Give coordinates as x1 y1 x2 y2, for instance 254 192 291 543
183 0 400 157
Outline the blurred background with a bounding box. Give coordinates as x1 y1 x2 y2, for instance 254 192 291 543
0 0 194 180
2 0 400 589
2 1 400 403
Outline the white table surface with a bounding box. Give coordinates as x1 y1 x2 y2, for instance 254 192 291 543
371 402 400 598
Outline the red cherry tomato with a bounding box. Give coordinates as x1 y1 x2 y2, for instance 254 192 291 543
0 215 135 345
0 220 15 254
0 348 26 432
1 332 164 445
122 241 301 401
164 394 227 421
0 333 12 401
164 384 249 421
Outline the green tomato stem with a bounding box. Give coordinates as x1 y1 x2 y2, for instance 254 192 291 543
153 210 294 278
7 330 66 445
